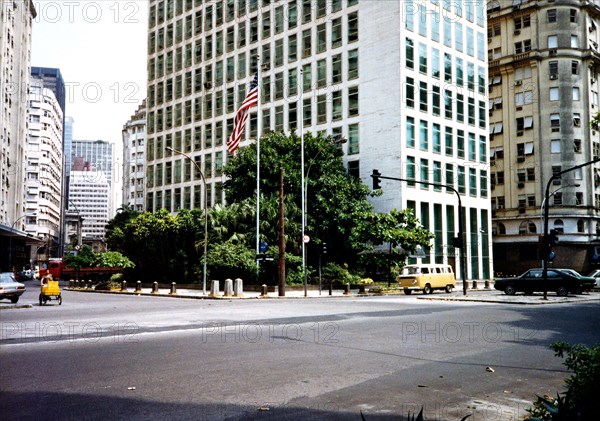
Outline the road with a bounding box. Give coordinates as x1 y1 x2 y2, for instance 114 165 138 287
1 284 599 420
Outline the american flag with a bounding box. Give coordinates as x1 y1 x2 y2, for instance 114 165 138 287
227 73 259 154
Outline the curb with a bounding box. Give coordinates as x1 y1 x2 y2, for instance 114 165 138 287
418 295 600 305
63 288 357 299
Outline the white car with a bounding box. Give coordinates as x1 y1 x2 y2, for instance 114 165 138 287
0 272 26 303
588 269 600 289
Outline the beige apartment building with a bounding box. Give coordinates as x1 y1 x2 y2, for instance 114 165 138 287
488 0 600 274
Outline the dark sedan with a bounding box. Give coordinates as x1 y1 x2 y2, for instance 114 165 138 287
494 268 596 296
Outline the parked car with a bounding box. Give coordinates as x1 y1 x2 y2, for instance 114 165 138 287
0 272 26 303
588 269 600 289
494 268 596 296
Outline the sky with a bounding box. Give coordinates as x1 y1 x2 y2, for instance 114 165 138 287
31 1 149 210
31 0 148 143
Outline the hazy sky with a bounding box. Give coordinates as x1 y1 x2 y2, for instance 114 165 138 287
31 1 148 143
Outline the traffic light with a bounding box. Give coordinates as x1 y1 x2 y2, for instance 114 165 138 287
451 236 463 248
549 229 559 246
321 242 327 255
537 235 549 260
372 169 382 190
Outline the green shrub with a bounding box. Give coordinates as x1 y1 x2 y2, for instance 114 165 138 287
526 341 600 420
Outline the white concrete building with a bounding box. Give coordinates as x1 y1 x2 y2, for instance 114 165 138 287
122 101 147 211
69 170 111 241
145 0 492 281
0 0 36 226
24 80 64 252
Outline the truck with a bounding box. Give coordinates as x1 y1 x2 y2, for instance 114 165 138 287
39 258 122 282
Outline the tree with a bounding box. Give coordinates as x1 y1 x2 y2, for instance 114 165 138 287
350 209 434 280
105 204 140 252
223 131 375 264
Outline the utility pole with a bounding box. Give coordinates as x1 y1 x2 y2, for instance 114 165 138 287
278 168 286 296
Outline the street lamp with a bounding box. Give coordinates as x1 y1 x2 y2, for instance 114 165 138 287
8 214 34 272
165 146 208 295
302 135 347 296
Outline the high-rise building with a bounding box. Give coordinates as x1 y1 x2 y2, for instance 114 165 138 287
30 67 66 116
69 139 115 218
122 101 147 211
145 0 493 281
24 77 64 256
0 0 36 226
69 170 110 242
488 0 600 274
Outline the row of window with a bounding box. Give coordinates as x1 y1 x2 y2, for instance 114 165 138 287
488 8 580 38
149 9 357 64
146 183 225 213
149 0 358 30
148 49 358 109
405 117 487 163
406 38 487 94
404 158 488 199
404 0 486 60
147 83 359 138
405 79 487 130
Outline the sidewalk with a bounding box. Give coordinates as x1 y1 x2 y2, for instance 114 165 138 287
64 285 600 304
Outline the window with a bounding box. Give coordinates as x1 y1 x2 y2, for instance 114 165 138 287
332 18 342 48
348 12 358 43
420 159 429 188
419 82 428 112
573 87 580 101
547 9 557 23
317 94 327 124
406 38 414 69
419 43 428 74
406 156 415 187
570 9 578 23
571 35 578 48
317 23 327 53
572 60 579 75
348 86 359 116
348 50 359 80
551 139 561 153
514 40 531 54
406 117 415 148
550 87 559 101
406 77 415 108
419 120 428 151
573 113 581 127
550 113 560 129
574 139 582 153
348 124 359 155
548 35 558 49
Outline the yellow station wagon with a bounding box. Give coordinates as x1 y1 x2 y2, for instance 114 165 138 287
397 264 456 295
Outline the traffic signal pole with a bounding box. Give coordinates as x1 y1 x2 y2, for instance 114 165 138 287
371 170 469 296
542 157 600 299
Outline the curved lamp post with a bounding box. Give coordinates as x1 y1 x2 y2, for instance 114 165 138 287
166 146 208 295
302 135 348 296
538 183 580 231
8 214 34 272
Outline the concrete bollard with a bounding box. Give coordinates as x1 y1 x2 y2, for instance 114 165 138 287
358 285 366 295
74 280 79 288
344 283 351 295
234 278 244 297
210 280 220 297
223 279 233 297
121 280 128 292
472 280 478 290
69 279 74 288
484 280 490 289
152 281 159 293
261 284 268 297
136 280 142 292
169 282 177 294
88 280 93 289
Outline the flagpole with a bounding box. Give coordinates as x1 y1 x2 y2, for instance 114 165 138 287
256 59 262 279
300 68 306 298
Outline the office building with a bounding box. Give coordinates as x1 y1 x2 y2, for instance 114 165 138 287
145 0 492 281
24 77 64 257
69 170 111 242
122 101 147 211
488 0 600 274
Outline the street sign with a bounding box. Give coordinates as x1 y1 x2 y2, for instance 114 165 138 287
302 235 310 244
260 241 268 252
256 253 274 262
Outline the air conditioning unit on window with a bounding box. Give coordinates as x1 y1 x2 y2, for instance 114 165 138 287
517 130 524 136
518 182 525 188
514 30 521 36
517 156 525 162
549 74 558 80
549 49 557 56
515 80 522 86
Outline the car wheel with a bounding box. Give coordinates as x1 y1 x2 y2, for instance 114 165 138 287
556 286 568 297
423 284 432 294
445 285 453 293
403 289 412 295
10 296 19 303
505 285 516 295
58 295 62 305
39 294 43 306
